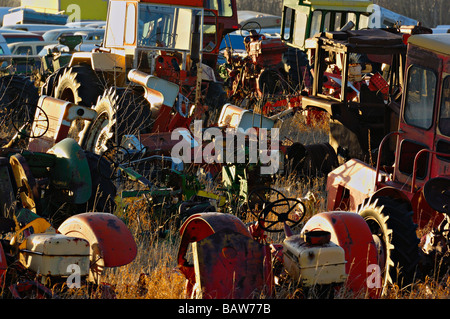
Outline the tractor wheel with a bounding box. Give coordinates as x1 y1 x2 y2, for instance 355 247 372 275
81 87 152 154
0 75 39 140
41 67 65 97
53 65 106 142
53 65 105 107
358 197 420 292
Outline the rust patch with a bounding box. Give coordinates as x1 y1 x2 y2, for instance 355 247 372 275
107 218 120 232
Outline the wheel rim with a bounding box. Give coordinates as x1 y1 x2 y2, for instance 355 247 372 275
364 215 388 273
86 112 112 154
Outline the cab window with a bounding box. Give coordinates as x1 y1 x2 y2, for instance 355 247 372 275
125 3 137 45
310 10 322 37
404 65 436 129
204 0 233 17
439 76 450 136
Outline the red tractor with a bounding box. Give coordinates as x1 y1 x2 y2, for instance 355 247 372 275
219 22 309 111
176 190 382 299
326 33 450 290
41 0 239 153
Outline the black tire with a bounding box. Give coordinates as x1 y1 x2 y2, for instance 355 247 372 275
358 197 420 291
258 69 287 96
81 87 152 154
0 75 39 140
53 65 107 142
282 47 308 92
53 65 105 107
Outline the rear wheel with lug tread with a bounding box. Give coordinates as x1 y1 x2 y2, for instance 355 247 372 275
358 196 420 293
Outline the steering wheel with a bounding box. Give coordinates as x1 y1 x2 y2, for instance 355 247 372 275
240 21 262 37
258 198 306 232
98 145 130 180
12 104 49 139
243 187 286 218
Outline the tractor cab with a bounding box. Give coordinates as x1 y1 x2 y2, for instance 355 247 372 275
97 0 207 89
375 33 450 225
66 0 237 107
326 33 450 227
71 0 238 87
280 0 417 51
390 34 450 190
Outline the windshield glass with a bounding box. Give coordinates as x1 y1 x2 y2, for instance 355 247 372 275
137 4 202 51
404 65 436 129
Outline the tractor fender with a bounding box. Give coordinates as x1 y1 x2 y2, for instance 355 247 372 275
301 211 380 298
368 186 412 210
69 52 94 69
47 138 91 204
177 212 271 299
58 213 137 270
180 213 251 239
326 159 378 211
178 212 252 270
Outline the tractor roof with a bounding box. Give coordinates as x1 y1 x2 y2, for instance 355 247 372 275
309 28 406 54
408 33 450 56
283 0 372 10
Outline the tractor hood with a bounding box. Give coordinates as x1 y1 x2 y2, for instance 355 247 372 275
47 138 92 204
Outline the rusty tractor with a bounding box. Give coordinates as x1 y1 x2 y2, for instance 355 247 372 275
280 0 418 52
0 138 137 298
176 192 382 299
326 33 450 292
175 32 450 299
25 61 298 219
1 212 136 299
